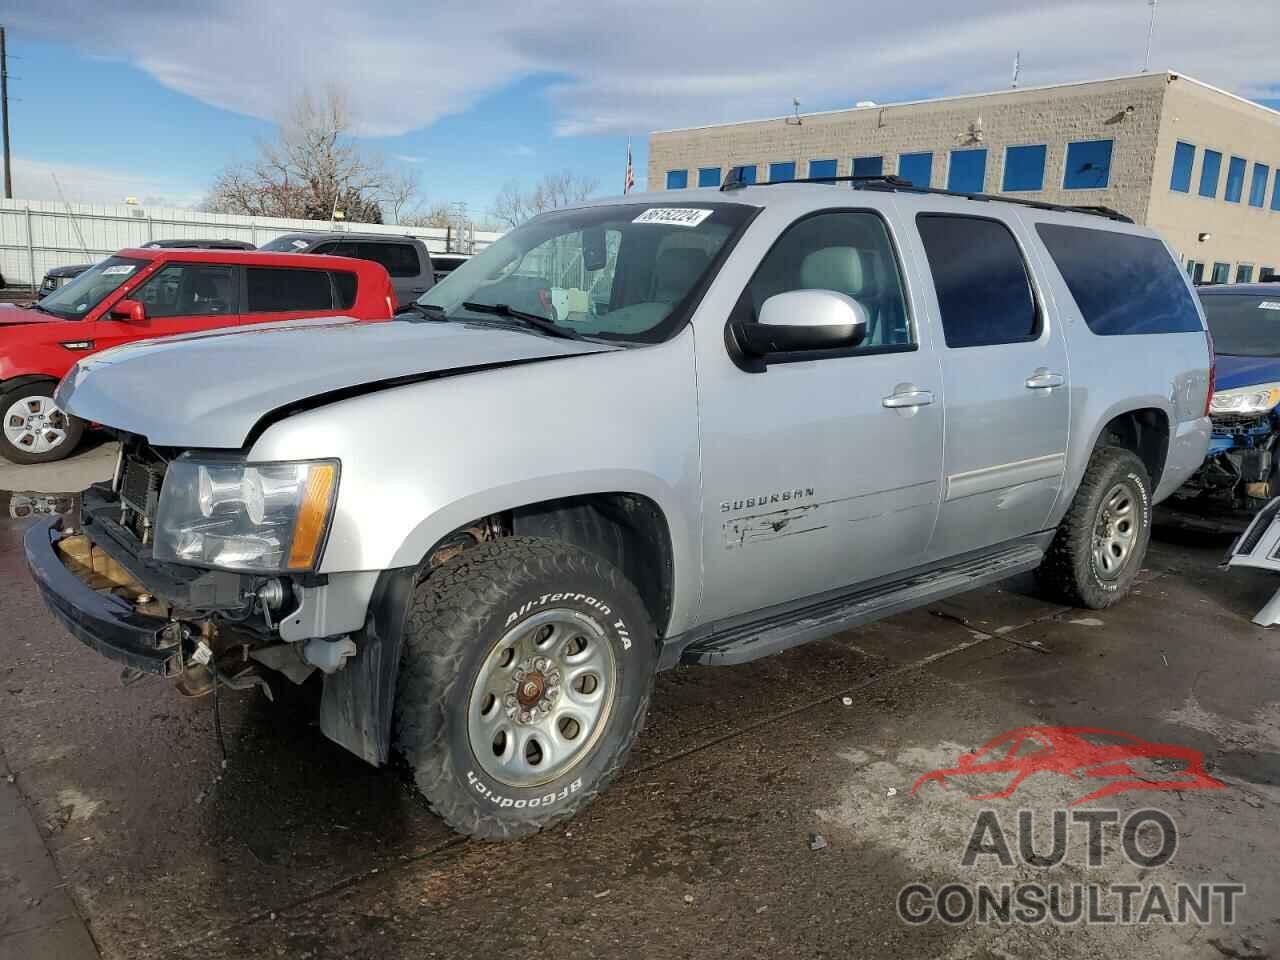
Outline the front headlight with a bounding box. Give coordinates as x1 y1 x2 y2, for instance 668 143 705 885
153 457 339 572
1209 382 1280 417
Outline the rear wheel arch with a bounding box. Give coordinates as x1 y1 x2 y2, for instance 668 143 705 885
1097 407 1170 489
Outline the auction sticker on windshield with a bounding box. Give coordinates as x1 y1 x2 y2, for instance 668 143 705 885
102 264 135 276
1259 301 1280 311
633 208 714 227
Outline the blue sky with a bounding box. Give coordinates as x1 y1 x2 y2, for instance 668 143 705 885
5 1 1279 220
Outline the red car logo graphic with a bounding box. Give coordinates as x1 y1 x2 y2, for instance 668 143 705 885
911 726 1225 806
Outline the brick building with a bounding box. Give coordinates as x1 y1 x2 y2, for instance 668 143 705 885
647 72 1280 283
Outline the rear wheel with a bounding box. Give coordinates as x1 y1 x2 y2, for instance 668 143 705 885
395 537 656 840
0 383 83 464
1035 446 1152 609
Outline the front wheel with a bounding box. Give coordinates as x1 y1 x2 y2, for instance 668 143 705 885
0 383 84 464
395 537 656 840
1035 446 1152 609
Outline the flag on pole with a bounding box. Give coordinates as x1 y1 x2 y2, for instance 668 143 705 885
624 141 635 194
1011 51 1021 89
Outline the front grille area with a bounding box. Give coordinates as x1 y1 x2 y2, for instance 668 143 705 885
117 453 166 542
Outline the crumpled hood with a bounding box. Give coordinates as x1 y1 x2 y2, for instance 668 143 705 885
58 316 619 448
1213 353 1280 392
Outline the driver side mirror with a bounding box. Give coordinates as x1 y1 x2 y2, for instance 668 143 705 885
734 289 868 358
109 298 147 323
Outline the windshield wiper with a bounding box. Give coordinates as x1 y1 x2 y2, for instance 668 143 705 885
27 301 57 316
395 301 448 321
461 301 586 341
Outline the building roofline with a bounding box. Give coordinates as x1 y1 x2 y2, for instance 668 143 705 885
1167 73 1280 123
650 70 1279 136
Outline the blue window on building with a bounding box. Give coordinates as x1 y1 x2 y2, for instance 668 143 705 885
897 152 932 188
1003 145 1046 192
1224 156 1246 202
1063 139 1113 189
852 156 884 178
1273 171 1280 211
809 159 838 181
729 164 758 185
666 169 688 190
1211 262 1231 284
1199 150 1222 197
697 166 720 188
947 148 988 193
1170 141 1195 193
768 161 796 183
1249 163 1270 208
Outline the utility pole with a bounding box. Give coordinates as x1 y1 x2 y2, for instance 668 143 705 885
1142 0 1158 73
1 26 12 199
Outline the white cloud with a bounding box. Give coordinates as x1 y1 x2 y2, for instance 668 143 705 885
7 0 1279 140
393 154 427 164
509 145 536 157
10 156 204 207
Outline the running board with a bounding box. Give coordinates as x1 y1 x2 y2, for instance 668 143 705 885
682 543 1045 666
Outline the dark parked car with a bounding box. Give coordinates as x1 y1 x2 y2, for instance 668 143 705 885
39 263 93 299
259 232 435 306
141 238 255 251
431 252 471 283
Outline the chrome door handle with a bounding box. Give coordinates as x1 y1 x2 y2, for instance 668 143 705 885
1025 370 1065 390
882 389 934 409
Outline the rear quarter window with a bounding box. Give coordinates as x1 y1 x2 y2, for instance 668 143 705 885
246 267 334 312
1034 223 1202 335
355 242 421 278
332 271 358 309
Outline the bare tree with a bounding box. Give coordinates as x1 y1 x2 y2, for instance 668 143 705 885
490 179 529 230
490 171 598 228
402 202 455 229
382 168 421 225
205 88 391 223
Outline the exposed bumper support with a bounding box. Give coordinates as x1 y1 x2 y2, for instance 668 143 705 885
24 516 182 676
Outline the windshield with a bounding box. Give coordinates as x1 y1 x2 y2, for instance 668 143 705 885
36 256 147 320
259 235 316 253
420 202 754 343
1202 294 1280 357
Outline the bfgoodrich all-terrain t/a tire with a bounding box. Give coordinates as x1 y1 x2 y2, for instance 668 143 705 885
1035 446 1153 610
395 537 657 841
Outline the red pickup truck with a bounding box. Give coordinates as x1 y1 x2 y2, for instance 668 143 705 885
0 248 396 463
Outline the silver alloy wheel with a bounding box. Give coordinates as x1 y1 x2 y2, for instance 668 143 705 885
3 395 69 455
1091 480 1140 580
468 608 618 788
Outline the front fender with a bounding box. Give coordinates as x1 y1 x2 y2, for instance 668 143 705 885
248 334 704 634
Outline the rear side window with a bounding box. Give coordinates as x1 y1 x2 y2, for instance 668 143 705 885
1034 223 1202 335
917 214 1039 348
246 267 334 312
332 271 358 309
354 241 421 277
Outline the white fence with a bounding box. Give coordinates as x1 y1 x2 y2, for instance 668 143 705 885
0 199 503 288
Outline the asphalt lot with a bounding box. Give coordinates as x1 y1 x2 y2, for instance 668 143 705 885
1 447 1278 959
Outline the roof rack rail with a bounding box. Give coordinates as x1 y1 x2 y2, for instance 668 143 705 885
719 170 1133 223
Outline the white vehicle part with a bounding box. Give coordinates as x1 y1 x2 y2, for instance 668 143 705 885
302 636 358 674
1224 497 1280 625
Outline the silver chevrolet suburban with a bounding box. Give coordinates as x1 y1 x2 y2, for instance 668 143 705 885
25 178 1212 840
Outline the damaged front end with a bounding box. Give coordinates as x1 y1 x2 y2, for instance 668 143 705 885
24 437 359 703
1173 408 1279 514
